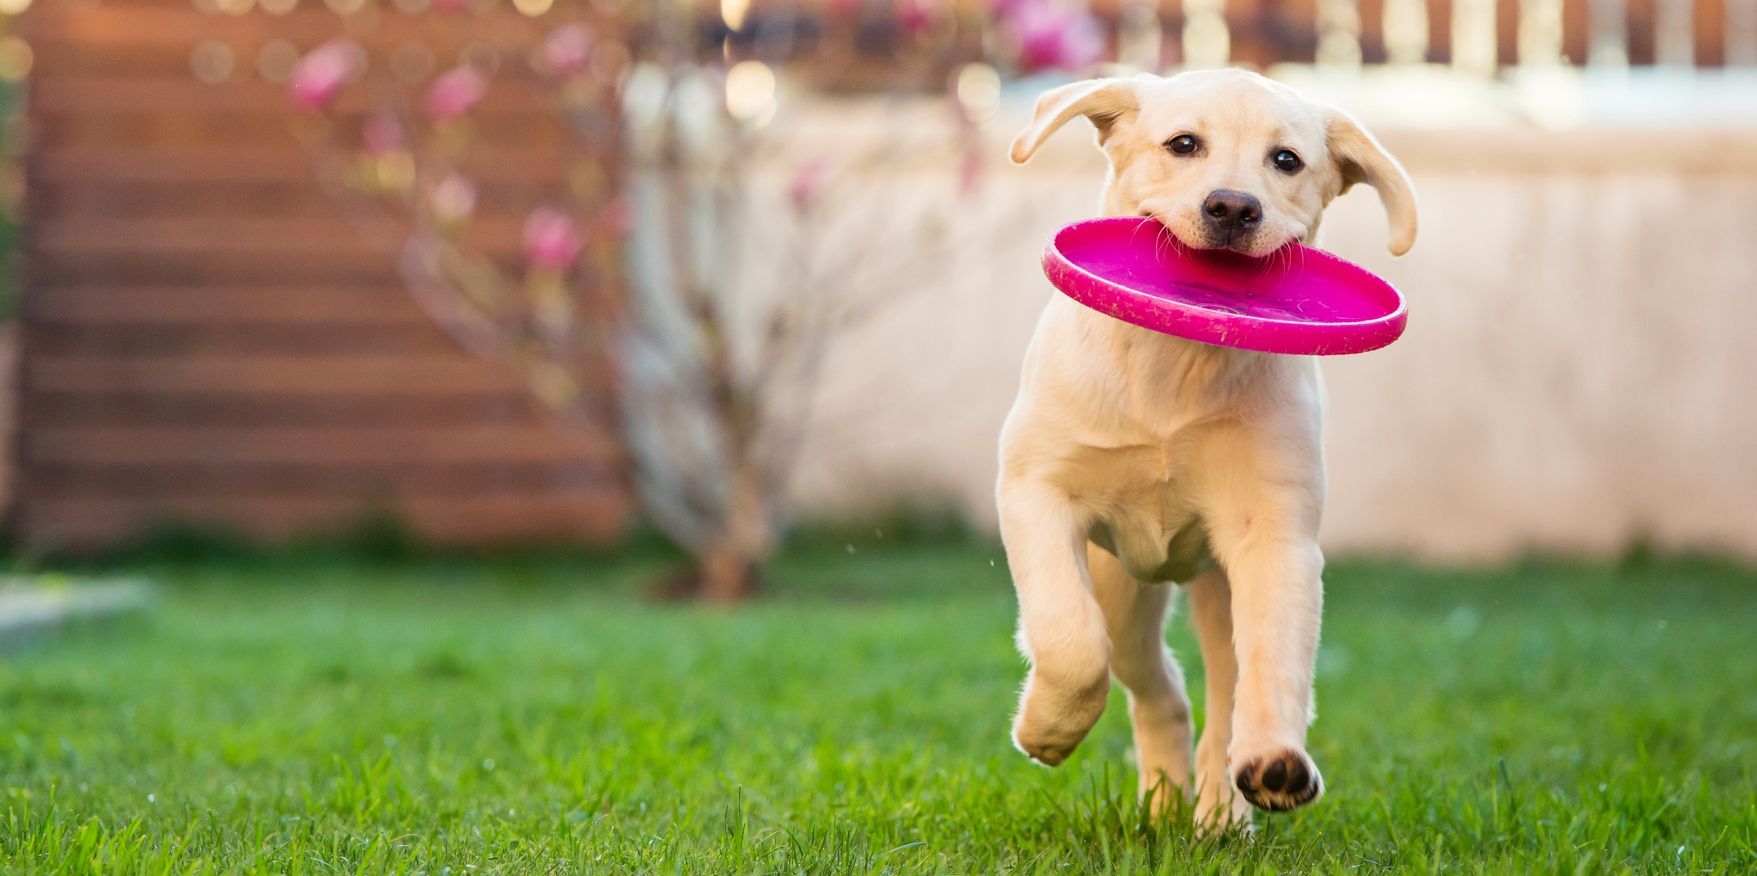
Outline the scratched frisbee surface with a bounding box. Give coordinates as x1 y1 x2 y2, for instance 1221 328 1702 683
1042 217 1407 356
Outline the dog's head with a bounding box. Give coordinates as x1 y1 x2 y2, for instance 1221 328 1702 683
1010 69 1416 258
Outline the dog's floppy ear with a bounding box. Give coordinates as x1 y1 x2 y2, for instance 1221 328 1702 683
1326 108 1418 256
1009 78 1140 165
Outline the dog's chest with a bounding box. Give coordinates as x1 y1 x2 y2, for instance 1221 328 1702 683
1066 443 1212 584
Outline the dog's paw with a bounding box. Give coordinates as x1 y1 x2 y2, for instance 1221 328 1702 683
1012 725 1081 766
1010 671 1109 766
1138 770 1193 820
1193 773 1256 835
1232 748 1324 812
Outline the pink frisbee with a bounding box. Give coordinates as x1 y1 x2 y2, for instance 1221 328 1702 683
1042 217 1406 356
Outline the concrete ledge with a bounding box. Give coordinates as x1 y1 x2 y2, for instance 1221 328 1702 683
0 579 157 649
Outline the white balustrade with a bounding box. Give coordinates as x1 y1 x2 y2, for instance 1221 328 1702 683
1316 0 1364 69
1587 0 1629 67
1382 0 1430 65
1181 0 1231 68
1518 0 1565 66
1729 0 1757 66
1452 0 1499 75
1655 0 1694 66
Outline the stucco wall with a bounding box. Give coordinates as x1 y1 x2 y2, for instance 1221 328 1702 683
773 96 1757 560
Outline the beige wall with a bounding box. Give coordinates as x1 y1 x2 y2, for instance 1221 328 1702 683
767 96 1757 561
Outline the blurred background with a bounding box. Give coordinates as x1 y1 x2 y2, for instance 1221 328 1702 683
0 0 1752 595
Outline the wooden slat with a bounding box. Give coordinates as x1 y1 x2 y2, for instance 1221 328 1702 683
22 323 465 357
20 492 629 549
30 215 527 260
1496 0 1520 65
23 237 580 285
20 3 604 54
23 285 432 327
24 251 408 285
26 423 617 467
32 180 570 221
1696 0 1727 65
34 147 573 185
1627 0 1658 64
24 44 577 82
1562 0 1606 64
27 460 618 497
30 74 557 115
31 181 345 221
1429 0 1455 62
25 353 544 395
1359 0 1388 61
32 109 577 152
20 390 579 428
22 294 617 354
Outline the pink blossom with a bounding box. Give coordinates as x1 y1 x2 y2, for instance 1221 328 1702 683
524 208 583 271
787 158 834 211
827 0 863 20
542 24 594 77
1006 0 1106 73
361 112 404 156
425 66 488 121
895 0 936 36
430 175 478 225
289 40 361 111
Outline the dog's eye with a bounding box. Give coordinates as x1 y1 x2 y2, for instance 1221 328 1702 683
1272 149 1304 174
1165 134 1200 156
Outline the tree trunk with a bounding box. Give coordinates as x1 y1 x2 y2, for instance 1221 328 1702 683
654 451 771 602
695 541 762 602
699 453 771 601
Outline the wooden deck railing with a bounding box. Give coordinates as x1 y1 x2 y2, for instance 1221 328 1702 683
1107 0 1756 69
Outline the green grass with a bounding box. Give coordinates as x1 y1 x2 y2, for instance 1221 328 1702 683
1 536 1754 873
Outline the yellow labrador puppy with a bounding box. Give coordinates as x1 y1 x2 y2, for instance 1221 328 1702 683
998 69 1416 828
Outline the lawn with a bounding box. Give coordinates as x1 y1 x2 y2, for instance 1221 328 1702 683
1 534 1754 873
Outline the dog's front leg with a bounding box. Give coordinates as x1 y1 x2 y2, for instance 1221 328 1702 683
1209 499 1327 813
998 478 1110 766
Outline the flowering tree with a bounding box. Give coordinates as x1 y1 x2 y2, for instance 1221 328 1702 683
283 0 1130 599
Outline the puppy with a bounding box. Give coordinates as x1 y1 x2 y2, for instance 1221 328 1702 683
997 69 1416 829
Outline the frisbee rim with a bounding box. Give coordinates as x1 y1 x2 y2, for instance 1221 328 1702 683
1042 217 1408 356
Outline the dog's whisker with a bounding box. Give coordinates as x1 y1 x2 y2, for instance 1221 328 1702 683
1128 215 1154 250
1154 219 1172 253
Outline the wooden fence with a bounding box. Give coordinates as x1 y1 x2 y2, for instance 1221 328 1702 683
12 0 630 550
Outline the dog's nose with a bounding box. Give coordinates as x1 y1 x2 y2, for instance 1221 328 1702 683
1202 190 1263 230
